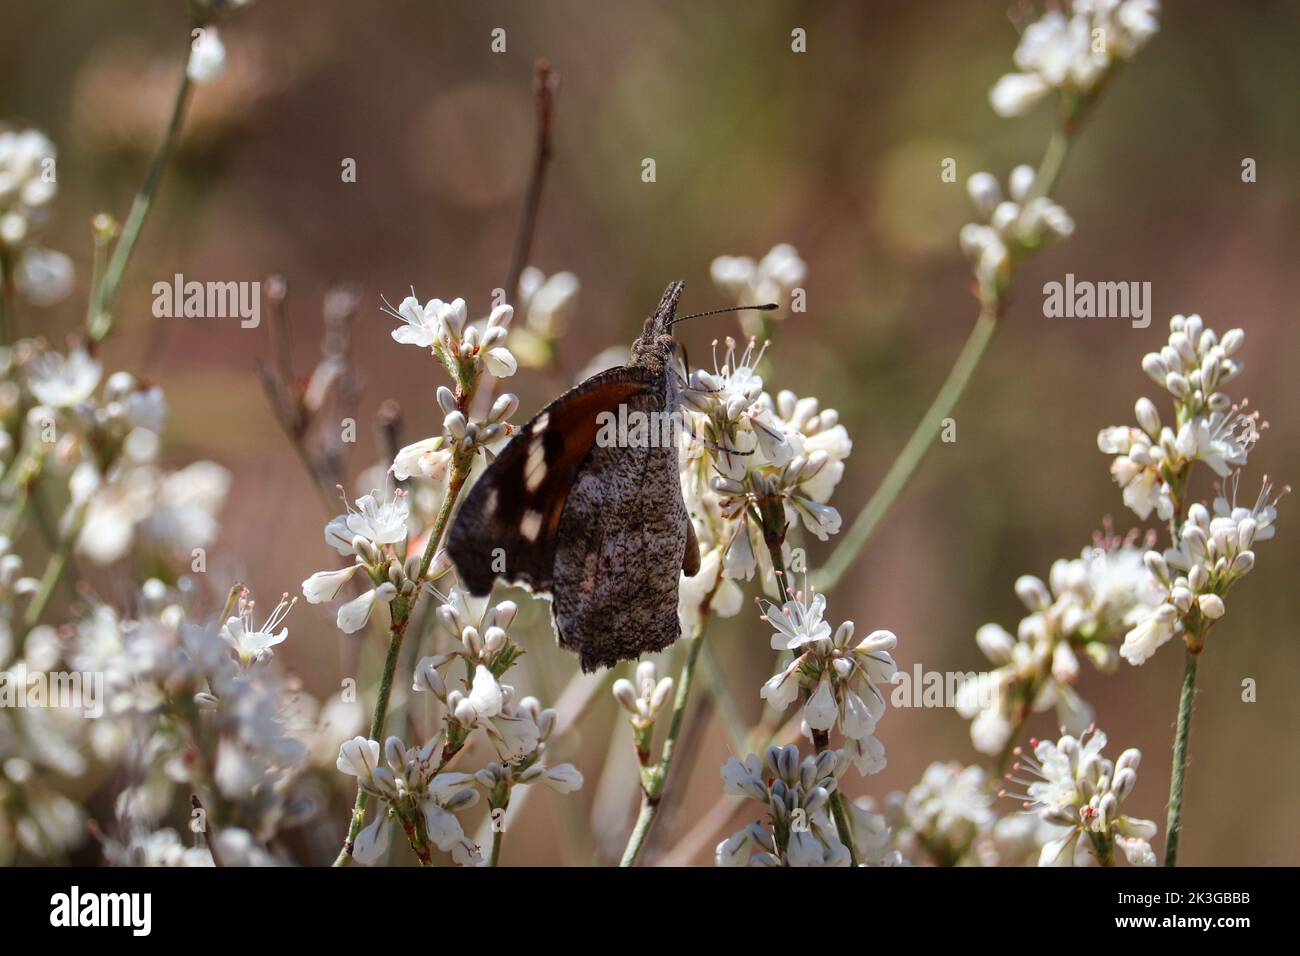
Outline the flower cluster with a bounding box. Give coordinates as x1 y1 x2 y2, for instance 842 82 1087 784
1099 315 1254 523
960 167 1074 298
956 529 1163 755
1123 479 1285 664
716 745 862 867
680 337 851 586
385 293 521 497
1098 316 1285 664
0 127 72 306
333 588 582 866
710 243 806 335
990 0 1161 119
336 734 481 865
884 762 996 866
670 244 856 645
413 588 536 761
759 587 897 775
612 660 675 764
62 584 312 866
509 266 580 368
301 489 414 634
387 294 518 381
1003 727 1157 867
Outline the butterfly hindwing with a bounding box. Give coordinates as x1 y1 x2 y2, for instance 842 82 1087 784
447 364 660 596
551 373 694 671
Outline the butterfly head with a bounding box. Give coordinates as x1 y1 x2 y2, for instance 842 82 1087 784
629 280 685 372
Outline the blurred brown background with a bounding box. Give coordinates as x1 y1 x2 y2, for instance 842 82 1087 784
2 0 1297 865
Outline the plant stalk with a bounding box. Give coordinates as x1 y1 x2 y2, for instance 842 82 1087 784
1163 647 1199 866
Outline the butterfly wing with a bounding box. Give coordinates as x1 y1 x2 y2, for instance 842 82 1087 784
551 374 694 672
447 365 659 596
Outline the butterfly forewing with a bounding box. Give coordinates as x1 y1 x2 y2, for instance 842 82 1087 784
447 365 658 596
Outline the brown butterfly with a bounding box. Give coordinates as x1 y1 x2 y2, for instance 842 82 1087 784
446 281 774 671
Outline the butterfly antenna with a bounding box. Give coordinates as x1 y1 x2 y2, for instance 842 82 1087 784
670 302 778 327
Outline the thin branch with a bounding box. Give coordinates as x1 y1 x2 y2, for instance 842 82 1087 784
506 59 558 301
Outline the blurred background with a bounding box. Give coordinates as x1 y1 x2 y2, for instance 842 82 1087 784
1 0 1296 865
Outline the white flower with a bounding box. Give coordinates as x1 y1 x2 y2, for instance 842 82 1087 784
15 246 73 306
27 348 102 407
301 565 362 604
804 679 838 732
889 763 995 864
961 169 1073 293
389 296 442 348
0 127 58 213
352 813 391 866
186 27 227 84
710 243 806 315
989 72 1050 116
510 267 580 365
715 745 851 867
346 490 410 546
336 736 381 782
758 589 897 771
391 436 450 481
612 661 675 722
1010 728 1157 867
220 592 294 666
384 293 517 380
336 582 396 634
468 664 503 717
143 461 231 555
1119 602 1177 665
765 589 832 650
539 763 583 793
990 2 1160 118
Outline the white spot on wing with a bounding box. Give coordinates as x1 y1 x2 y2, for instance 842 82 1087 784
521 510 544 542
533 412 550 431
525 436 547 492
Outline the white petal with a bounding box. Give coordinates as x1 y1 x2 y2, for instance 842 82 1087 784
302 565 360 604
336 589 379 634
990 72 1049 117
468 664 504 718
352 813 391 866
804 679 838 731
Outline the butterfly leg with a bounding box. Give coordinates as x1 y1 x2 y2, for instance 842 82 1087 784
682 516 700 577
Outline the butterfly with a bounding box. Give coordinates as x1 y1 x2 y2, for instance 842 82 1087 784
446 281 774 671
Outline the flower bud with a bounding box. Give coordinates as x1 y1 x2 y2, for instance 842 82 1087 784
437 386 458 415
1197 593 1225 620
612 678 637 713
1141 352 1167 384
1134 397 1161 437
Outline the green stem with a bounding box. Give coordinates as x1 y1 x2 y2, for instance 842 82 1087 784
816 131 1073 592
90 64 193 342
619 620 706 867
1163 647 1199 867
817 305 999 590
334 457 470 867
811 727 859 866
1028 130 1071 201
489 798 509 867
21 501 86 636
